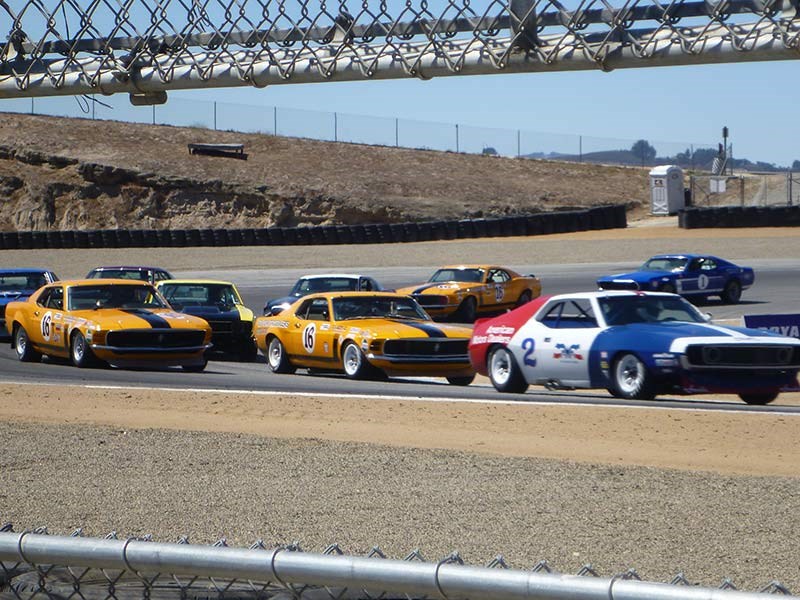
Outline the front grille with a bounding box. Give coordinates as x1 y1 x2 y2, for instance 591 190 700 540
413 294 449 307
598 281 639 291
107 329 206 348
207 320 234 333
686 344 800 367
383 338 468 357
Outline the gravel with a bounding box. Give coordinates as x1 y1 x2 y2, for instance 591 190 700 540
2 422 799 591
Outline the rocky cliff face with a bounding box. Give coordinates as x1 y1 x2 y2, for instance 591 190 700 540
0 114 649 231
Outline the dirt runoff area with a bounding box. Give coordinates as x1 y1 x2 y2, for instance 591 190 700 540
2 223 800 589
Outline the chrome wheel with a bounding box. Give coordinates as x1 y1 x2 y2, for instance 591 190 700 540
343 343 363 378
267 336 295 374
490 349 512 386
611 353 655 400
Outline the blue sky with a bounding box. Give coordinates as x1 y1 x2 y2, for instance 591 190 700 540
169 57 799 166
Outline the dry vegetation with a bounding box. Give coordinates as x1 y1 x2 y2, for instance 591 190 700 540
0 113 651 231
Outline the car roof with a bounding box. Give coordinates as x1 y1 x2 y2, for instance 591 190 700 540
0 268 52 274
648 254 713 260
48 279 156 287
298 273 372 280
88 266 167 271
157 279 235 286
300 291 411 300
548 291 679 301
435 264 492 270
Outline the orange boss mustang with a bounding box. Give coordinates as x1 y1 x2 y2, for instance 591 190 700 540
254 292 475 384
396 265 542 322
5 279 212 370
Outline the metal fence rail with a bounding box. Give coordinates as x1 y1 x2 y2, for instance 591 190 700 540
1 0 799 100
0 532 793 600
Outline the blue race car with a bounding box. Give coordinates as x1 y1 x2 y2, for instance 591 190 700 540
596 254 754 304
470 291 800 405
0 269 59 337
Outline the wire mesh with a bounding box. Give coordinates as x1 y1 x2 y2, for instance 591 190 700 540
0 0 799 99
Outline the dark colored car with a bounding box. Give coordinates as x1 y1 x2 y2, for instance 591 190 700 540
264 273 385 315
86 266 173 285
157 279 258 360
0 268 59 337
596 254 754 304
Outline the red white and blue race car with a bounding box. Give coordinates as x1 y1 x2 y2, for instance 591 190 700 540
469 291 800 405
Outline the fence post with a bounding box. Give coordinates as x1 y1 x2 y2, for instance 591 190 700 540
214 101 217 130
334 112 338 142
579 135 583 162
395 118 399 147
455 124 459 152
152 105 155 125
274 106 277 135
30 97 34 115
517 130 521 157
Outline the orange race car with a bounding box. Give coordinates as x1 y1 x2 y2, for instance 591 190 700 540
254 291 475 385
395 265 542 322
5 279 212 370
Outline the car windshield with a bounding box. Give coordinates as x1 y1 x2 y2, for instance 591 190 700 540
0 272 47 291
68 284 168 310
291 277 358 296
159 283 240 309
333 296 429 321
599 295 705 326
89 269 150 281
429 268 484 283
641 257 687 272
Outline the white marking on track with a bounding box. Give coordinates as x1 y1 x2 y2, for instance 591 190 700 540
0 378 796 416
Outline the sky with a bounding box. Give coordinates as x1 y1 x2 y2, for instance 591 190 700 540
6 0 800 167
166 57 799 167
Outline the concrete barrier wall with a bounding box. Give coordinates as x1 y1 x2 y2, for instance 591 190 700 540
679 206 800 229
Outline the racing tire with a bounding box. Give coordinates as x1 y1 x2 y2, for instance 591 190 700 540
238 338 259 362
610 352 656 400
182 359 207 373
70 331 98 368
446 374 475 386
721 280 742 304
14 325 41 363
739 391 779 405
342 341 378 380
488 347 529 394
515 290 532 307
266 336 295 374
659 283 676 294
456 296 478 322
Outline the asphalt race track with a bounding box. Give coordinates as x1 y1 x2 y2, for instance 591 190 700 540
2 258 799 414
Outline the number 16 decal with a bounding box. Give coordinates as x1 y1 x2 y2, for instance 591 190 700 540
521 338 536 366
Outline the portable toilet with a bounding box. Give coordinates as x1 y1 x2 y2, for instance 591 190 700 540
649 165 684 215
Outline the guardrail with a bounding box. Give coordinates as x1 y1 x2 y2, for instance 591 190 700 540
679 206 800 229
0 206 626 250
0 532 788 600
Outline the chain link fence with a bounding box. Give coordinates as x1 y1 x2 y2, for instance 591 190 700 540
689 173 798 208
0 528 795 600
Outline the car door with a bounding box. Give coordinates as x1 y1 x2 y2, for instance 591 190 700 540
483 268 511 310
286 298 336 367
28 285 67 356
526 298 600 387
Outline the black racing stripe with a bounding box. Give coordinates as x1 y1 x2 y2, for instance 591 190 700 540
392 320 446 338
412 282 441 295
122 309 172 329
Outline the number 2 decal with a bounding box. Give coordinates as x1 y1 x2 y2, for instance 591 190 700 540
521 337 536 367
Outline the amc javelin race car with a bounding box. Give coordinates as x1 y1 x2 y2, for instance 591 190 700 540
255 292 475 384
5 279 212 370
396 265 541 322
157 279 257 360
264 273 385 315
596 254 754 304
469 291 800 405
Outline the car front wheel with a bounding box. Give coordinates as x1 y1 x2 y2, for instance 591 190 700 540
488 347 529 393
721 280 742 304
267 336 295 374
456 297 477 322
14 325 41 363
71 331 98 368
446 374 475 386
739 392 778 405
342 342 377 379
610 353 656 400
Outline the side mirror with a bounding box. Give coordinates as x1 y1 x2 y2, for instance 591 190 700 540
703 312 713 322
94 300 103 310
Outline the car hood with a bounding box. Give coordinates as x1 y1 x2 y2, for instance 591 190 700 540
178 305 252 321
0 291 34 304
340 318 472 339
71 308 210 330
597 270 674 283
606 321 799 345
266 295 300 310
395 282 480 295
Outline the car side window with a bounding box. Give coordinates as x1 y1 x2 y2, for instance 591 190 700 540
360 278 373 292
37 288 53 308
307 299 330 321
700 259 716 271
46 287 64 310
539 299 598 329
489 270 510 283
687 258 702 271
295 299 314 319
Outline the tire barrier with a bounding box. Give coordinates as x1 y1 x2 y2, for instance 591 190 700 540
679 205 800 229
0 205 627 250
